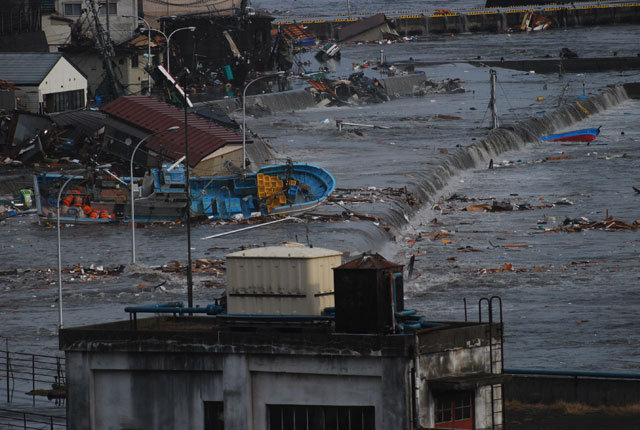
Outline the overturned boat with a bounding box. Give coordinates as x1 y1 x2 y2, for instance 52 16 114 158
539 127 601 142
34 162 336 224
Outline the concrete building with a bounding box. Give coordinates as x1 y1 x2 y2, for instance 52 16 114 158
60 249 505 430
0 52 87 114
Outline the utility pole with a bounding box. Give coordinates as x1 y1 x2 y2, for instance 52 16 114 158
183 71 194 308
85 0 121 101
490 69 499 130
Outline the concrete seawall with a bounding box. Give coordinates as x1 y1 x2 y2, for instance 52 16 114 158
204 73 429 115
364 84 629 237
286 4 640 38
205 81 630 239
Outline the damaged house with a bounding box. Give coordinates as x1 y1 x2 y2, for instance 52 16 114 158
338 13 399 43
159 5 291 98
100 95 249 176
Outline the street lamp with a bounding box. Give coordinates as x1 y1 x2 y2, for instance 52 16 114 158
122 15 152 94
56 165 110 331
166 26 196 75
129 126 180 264
242 71 285 170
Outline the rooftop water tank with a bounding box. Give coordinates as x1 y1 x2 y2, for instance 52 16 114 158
226 245 343 315
333 254 404 334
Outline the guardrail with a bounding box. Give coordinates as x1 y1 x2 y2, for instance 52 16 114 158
0 408 66 430
0 342 66 407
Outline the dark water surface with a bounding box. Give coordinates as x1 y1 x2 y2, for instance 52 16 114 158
1 25 640 381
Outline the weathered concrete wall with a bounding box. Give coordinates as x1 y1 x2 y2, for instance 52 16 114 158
65 350 411 430
505 373 640 406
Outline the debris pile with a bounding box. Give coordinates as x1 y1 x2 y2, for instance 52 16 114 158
308 72 387 106
160 258 225 276
545 217 640 233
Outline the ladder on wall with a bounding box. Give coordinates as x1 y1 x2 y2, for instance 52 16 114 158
479 296 504 430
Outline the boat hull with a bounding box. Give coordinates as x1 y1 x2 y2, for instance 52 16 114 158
539 128 600 142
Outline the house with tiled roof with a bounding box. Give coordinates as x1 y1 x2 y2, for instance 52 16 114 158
101 95 249 176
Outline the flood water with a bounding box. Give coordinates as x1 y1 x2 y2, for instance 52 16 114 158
1 23 640 409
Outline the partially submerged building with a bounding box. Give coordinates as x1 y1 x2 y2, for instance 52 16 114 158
100 95 249 175
338 13 399 43
60 249 506 430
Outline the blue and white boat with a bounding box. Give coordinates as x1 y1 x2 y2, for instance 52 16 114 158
34 162 336 223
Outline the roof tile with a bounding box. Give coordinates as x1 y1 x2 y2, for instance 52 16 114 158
101 96 246 167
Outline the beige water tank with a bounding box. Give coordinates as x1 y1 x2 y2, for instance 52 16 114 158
226 245 343 315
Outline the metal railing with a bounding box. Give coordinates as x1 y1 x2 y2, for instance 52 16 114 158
0 342 66 407
0 408 66 430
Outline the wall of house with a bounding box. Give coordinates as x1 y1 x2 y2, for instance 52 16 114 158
63 52 147 102
65 349 412 430
39 57 88 111
192 144 242 176
42 15 74 52
119 53 151 95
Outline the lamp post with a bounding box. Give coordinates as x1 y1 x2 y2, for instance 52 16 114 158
242 71 285 170
130 126 180 264
56 165 110 331
166 26 196 75
122 15 152 93
56 174 77 331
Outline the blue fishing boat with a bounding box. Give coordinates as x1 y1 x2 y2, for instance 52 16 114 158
539 126 601 142
34 162 336 224
186 162 336 220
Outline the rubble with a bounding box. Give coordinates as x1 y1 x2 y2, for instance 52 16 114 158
543 217 640 233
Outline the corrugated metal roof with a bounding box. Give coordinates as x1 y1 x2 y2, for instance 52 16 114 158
100 96 246 167
227 246 342 259
338 14 387 42
0 53 64 85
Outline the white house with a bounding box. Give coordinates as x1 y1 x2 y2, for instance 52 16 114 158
0 53 87 114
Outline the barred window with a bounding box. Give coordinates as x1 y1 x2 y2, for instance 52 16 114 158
267 405 374 430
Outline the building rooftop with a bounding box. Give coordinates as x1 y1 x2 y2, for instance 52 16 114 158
227 245 343 259
59 315 500 358
0 52 67 85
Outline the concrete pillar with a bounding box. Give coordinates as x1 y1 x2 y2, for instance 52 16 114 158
381 357 411 428
66 352 93 430
223 354 252 429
